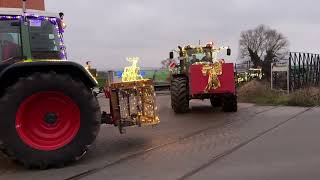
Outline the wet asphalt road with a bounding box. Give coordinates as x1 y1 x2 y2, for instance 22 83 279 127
0 95 318 180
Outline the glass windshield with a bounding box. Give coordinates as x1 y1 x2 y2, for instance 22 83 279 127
0 20 22 63
29 18 64 60
185 47 212 63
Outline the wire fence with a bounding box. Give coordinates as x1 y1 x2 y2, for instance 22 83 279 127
289 52 320 91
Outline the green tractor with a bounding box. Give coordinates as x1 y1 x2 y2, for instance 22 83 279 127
0 3 101 168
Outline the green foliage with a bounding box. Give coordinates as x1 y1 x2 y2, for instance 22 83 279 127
97 78 106 88
142 70 155 79
154 70 170 82
142 69 170 83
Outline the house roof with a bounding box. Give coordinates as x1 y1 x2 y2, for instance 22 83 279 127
0 8 59 18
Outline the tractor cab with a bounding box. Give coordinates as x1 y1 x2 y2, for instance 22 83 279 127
169 43 231 72
184 45 214 63
0 8 66 66
169 42 237 113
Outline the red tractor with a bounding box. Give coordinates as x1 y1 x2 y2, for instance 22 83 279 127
169 43 237 113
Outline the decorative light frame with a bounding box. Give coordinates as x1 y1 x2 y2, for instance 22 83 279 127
0 14 67 60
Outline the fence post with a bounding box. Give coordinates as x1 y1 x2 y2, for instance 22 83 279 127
271 63 273 90
288 53 292 92
106 71 114 87
287 60 290 94
318 55 320 85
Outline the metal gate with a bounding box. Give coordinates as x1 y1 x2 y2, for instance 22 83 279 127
289 52 320 91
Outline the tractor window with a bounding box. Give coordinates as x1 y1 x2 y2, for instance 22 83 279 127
186 48 205 63
0 20 22 63
29 19 63 59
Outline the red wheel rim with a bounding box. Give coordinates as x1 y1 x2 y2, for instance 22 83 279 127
16 91 80 151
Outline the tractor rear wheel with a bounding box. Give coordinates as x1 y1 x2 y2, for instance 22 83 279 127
171 77 189 113
0 72 101 168
210 96 222 107
222 94 238 112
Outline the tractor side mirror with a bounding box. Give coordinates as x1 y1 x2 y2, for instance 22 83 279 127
227 48 231 56
169 52 174 59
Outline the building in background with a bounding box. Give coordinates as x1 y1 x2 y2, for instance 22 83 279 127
0 0 45 10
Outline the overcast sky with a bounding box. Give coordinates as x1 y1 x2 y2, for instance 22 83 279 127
45 0 320 70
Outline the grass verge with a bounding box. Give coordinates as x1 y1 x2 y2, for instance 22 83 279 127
238 80 320 107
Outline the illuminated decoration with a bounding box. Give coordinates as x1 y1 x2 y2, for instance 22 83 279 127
211 46 229 62
248 68 263 79
0 15 21 20
84 68 98 85
60 20 67 29
49 18 67 59
83 61 98 81
107 58 159 132
122 57 143 82
172 44 230 63
207 42 214 46
201 60 223 92
0 14 67 60
110 80 160 131
237 77 245 84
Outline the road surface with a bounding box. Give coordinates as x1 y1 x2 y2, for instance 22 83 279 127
0 95 318 180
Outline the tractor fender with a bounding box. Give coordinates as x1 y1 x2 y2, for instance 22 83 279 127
0 61 98 90
171 74 189 82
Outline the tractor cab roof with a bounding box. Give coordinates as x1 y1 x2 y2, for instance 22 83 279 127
179 44 217 57
0 8 59 18
183 44 213 50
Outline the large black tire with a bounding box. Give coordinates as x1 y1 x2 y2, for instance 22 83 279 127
210 96 222 107
0 72 101 169
171 77 189 113
222 94 238 112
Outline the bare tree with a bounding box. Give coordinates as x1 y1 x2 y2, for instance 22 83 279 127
239 25 289 78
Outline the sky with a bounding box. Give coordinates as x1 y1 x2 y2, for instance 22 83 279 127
45 0 320 70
